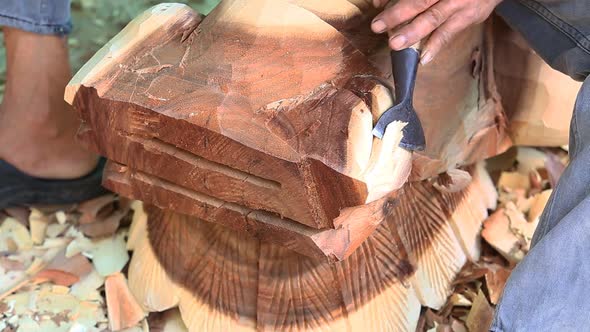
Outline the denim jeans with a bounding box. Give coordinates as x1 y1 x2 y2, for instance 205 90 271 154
0 0 71 35
492 0 590 330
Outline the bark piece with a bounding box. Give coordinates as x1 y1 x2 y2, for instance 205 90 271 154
34 269 79 287
46 252 93 279
528 189 552 223
78 194 117 225
105 272 146 331
32 249 94 288
4 207 30 227
485 267 511 304
545 151 566 188
481 209 525 263
78 208 127 238
465 290 494 332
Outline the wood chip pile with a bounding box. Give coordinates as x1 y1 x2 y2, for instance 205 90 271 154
418 146 568 331
0 196 184 331
0 146 568 332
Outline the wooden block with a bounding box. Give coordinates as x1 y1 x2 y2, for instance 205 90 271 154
63 3 581 330
67 0 510 242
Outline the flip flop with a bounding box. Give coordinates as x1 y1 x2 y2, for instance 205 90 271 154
0 157 109 210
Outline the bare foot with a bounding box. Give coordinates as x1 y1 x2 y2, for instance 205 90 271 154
0 28 98 179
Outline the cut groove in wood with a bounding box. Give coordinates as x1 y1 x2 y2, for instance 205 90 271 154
129 135 281 190
104 161 402 261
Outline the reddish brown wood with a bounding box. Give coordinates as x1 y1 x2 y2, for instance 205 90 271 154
67 0 509 259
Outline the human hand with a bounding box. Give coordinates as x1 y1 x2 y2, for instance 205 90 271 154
371 0 503 64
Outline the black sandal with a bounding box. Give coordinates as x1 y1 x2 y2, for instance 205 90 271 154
0 157 108 209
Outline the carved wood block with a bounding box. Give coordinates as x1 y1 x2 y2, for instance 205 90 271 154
66 1 510 258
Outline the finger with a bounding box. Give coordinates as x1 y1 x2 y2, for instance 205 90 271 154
420 15 471 64
371 0 440 34
387 0 459 50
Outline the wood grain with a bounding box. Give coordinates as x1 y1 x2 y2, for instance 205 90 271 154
123 165 494 331
142 205 420 331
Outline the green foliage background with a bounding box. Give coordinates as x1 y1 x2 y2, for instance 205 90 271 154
0 0 221 97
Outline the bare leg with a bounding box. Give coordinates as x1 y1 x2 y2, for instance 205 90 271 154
0 27 97 179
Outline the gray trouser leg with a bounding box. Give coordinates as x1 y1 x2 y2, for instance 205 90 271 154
492 0 590 330
491 77 590 331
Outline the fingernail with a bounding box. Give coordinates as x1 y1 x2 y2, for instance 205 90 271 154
389 35 407 49
421 51 433 65
372 19 387 33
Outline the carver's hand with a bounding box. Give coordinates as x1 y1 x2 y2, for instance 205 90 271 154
371 0 503 64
